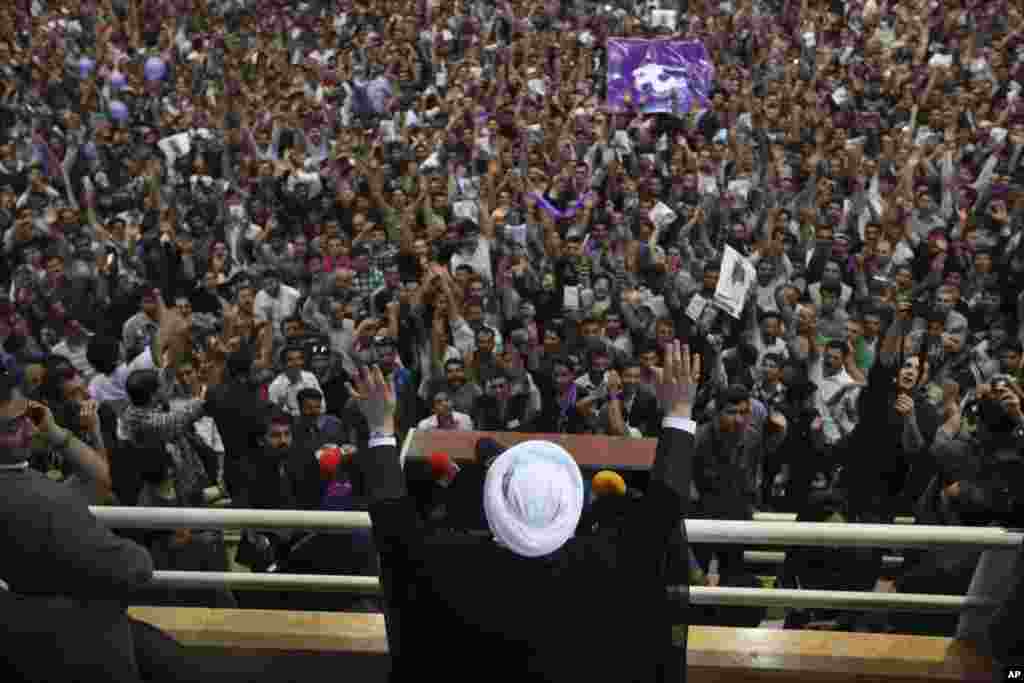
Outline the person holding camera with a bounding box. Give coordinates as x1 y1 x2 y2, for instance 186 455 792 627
925 377 1024 653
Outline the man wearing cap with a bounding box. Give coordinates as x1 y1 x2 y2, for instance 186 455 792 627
350 339 699 681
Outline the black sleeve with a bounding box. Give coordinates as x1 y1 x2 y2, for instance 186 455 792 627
648 424 695 518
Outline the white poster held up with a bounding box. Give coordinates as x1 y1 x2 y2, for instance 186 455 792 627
713 245 756 319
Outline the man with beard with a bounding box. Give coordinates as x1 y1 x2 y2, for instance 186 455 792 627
691 384 787 577
809 260 853 315
254 269 301 343
293 387 347 456
268 343 324 417
234 409 324 577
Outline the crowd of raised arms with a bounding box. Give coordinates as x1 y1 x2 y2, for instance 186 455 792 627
2 0 1024 632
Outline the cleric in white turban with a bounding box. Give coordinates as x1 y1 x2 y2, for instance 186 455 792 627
350 340 701 683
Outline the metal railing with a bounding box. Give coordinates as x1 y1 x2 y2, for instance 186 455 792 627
94 506 1019 613
143 570 992 612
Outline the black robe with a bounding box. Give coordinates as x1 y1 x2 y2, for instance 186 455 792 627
359 424 694 682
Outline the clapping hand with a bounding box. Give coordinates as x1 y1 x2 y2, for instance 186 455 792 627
347 365 397 434
654 339 701 419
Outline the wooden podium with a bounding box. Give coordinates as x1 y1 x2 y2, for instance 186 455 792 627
401 429 659 471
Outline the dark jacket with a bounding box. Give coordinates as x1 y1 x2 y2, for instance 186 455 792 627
0 467 153 601
473 392 531 432
359 423 694 682
205 379 273 465
235 448 324 512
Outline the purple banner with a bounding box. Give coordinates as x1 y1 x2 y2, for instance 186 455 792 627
606 39 715 114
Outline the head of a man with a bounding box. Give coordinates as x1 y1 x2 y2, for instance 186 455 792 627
262 271 281 298
445 359 466 388
760 353 784 385
264 410 293 453
824 341 846 376
283 315 305 340
621 359 644 398
485 373 512 402
718 385 752 434
126 368 162 409
432 390 453 419
702 263 720 293
999 342 1023 374
0 371 38 465
236 283 256 314
283 345 306 382
579 318 603 347
822 260 843 288
298 387 324 420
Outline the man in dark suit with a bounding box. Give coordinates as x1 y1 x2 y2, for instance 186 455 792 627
350 339 699 682
0 373 301 682
205 346 273 499
233 408 324 579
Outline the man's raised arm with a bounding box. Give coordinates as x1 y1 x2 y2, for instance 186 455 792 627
649 340 700 514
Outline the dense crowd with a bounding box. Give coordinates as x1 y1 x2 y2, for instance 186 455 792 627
2 0 1024 638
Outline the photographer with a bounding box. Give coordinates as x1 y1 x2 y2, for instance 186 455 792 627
928 377 1024 652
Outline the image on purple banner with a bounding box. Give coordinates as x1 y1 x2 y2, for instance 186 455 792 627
606 39 715 114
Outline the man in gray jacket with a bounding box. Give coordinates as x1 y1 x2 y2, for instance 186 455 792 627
0 369 298 682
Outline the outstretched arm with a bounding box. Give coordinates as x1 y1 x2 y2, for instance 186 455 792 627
648 340 700 514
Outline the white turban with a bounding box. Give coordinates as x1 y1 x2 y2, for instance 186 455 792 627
483 441 584 558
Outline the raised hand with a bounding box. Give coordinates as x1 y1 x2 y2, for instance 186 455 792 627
655 339 701 419
347 365 397 434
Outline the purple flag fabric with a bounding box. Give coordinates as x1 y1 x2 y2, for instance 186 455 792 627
606 39 715 114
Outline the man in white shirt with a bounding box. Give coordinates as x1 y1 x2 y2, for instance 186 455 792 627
745 309 790 368
449 222 493 285
52 319 96 383
416 390 474 431
811 340 863 443
254 269 301 341
268 344 325 417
